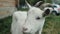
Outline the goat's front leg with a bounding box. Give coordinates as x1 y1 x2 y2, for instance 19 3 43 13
39 28 43 34
11 22 23 34
31 33 35 34
39 26 44 34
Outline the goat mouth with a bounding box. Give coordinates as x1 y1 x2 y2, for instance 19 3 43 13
22 29 29 33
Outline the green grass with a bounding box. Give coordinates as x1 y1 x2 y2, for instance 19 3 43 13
42 15 60 34
0 15 60 34
0 16 12 34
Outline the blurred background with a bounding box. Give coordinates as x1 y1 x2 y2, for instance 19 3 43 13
0 0 60 34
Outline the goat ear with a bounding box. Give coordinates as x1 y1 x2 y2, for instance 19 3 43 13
43 9 50 17
25 0 32 8
34 1 44 7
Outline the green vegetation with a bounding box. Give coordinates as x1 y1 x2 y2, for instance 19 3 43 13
0 0 60 34
0 16 12 34
20 0 44 6
0 14 60 34
42 15 60 34
45 0 52 3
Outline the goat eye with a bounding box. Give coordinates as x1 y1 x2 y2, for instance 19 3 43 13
36 17 40 20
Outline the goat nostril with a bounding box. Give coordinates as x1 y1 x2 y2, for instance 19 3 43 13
23 27 28 31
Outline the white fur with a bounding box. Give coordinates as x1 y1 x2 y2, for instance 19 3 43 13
23 7 45 34
11 1 53 34
11 11 27 34
11 7 45 34
11 8 52 34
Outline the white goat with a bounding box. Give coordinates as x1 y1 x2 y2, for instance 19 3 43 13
11 1 53 34
11 11 27 34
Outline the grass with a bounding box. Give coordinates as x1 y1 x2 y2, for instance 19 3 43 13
0 16 12 34
0 15 60 34
42 15 60 34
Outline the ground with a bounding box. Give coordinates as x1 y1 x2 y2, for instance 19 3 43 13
0 14 60 34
